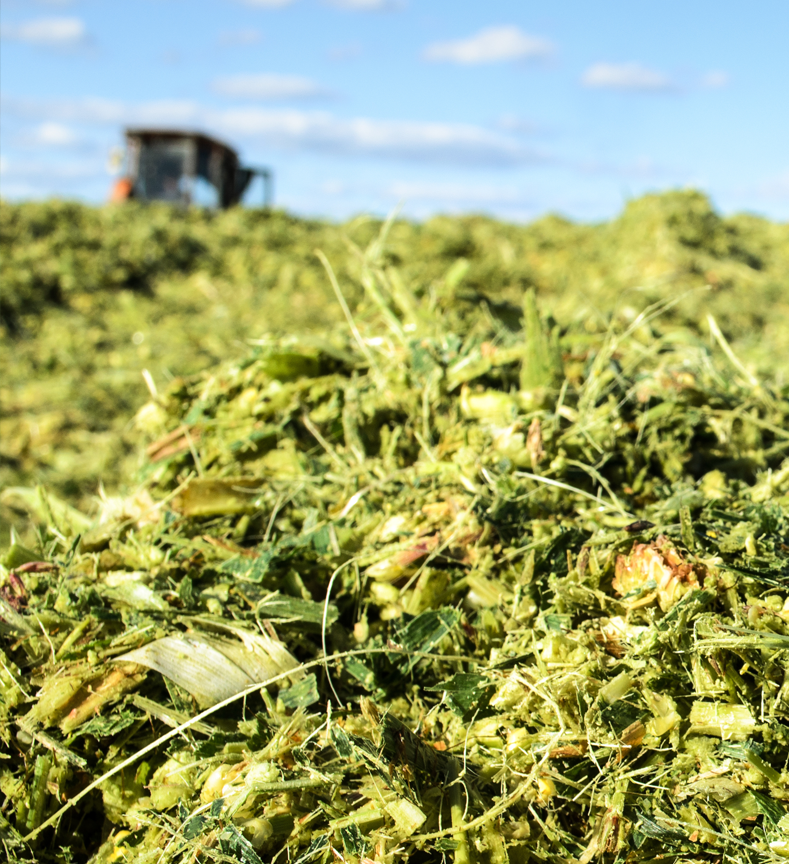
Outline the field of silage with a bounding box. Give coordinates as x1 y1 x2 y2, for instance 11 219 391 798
1 191 789 864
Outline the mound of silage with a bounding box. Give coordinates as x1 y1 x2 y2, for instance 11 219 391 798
2 220 789 864
0 203 350 528
2 191 788 534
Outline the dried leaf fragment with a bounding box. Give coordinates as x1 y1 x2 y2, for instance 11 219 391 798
117 630 299 708
526 417 546 468
613 535 702 611
28 661 147 733
173 477 263 517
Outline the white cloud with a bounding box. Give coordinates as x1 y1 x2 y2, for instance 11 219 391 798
25 121 81 147
1 94 201 126
423 25 553 65
212 74 330 101
701 70 729 89
0 17 87 47
216 108 543 165
219 29 262 46
581 62 674 92
0 150 106 200
1 95 545 167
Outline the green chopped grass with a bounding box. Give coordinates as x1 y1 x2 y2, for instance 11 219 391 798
1 191 789 863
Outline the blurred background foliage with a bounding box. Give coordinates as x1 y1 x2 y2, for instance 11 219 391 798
2 189 787 535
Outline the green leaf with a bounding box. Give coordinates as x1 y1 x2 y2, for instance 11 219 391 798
753 790 787 826
394 607 461 672
218 825 265 864
183 813 206 840
340 823 368 857
426 672 494 717
279 673 320 709
292 834 329 864
255 592 337 629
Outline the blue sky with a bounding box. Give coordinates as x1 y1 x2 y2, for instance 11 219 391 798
1 0 787 222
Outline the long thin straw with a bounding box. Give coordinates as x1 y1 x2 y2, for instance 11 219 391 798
315 248 380 377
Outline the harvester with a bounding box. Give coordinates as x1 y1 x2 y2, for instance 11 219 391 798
110 129 272 208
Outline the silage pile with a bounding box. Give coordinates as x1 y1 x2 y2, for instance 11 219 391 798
1 205 789 863
2 190 789 519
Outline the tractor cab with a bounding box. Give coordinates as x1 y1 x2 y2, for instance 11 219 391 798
111 129 272 208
